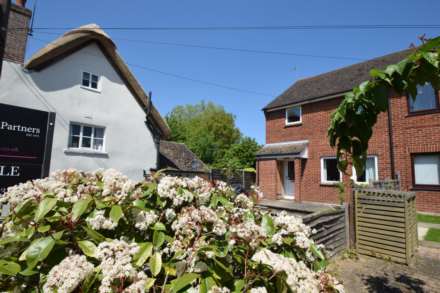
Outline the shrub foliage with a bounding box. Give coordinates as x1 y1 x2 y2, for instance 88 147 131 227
0 169 343 292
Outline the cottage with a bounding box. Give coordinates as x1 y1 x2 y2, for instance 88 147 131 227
0 2 170 181
257 49 440 213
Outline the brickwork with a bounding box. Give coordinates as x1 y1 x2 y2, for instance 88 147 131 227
258 93 440 213
4 4 31 64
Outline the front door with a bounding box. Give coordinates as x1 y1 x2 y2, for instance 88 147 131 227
283 160 295 199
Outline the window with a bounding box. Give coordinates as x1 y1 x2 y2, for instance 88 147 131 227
82 72 100 90
408 83 438 112
353 156 378 183
69 123 105 152
321 157 341 184
285 106 302 125
412 153 440 188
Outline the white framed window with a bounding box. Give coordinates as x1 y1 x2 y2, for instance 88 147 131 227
321 157 342 184
353 156 379 183
285 105 302 125
81 72 100 91
69 123 105 152
412 153 440 187
408 83 438 112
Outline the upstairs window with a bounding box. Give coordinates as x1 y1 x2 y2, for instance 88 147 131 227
69 123 105 152
412 153 440 188
82 72 100 91
321 157 341 184
285 105 302 125
408 83 438 113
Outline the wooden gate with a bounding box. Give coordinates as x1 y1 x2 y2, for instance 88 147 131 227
355 188 417 264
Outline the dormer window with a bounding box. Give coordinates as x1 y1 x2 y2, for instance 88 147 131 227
285 105 302 125
82 72 100 91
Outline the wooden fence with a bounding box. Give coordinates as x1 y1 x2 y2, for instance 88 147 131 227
355 188 417 264
302 206 347 257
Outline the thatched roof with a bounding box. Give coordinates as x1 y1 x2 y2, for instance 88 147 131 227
159 140 208 172
264 48 414 111
25 24 171 138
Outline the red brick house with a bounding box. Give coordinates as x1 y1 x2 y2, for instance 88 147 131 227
256 49 440 213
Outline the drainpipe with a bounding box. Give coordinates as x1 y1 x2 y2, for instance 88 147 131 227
387 95 396 179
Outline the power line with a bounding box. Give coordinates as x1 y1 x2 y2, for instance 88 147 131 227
34 31 363 61
14 24 440 31
29 36 274 97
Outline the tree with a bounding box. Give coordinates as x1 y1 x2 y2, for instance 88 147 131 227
166 101 243 166
216 137 261 170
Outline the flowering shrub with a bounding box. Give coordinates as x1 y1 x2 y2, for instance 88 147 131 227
0 169 343 292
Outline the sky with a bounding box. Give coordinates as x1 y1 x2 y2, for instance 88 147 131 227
23 0 440 144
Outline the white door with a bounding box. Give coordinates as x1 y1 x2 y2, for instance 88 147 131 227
283 161 294 199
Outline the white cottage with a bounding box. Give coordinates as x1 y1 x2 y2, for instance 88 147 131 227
0 4 170 180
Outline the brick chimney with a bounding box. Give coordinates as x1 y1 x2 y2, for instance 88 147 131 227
4 0 31 64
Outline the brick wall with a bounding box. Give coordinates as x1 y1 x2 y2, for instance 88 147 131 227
259 92 440 213
389 93 440 212
4 4 31 64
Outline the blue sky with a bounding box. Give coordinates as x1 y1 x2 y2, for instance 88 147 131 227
24 0 440 144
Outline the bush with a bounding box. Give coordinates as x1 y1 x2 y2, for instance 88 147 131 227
0 169 344 292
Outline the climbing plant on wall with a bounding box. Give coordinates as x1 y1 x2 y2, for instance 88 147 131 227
328 36 440 175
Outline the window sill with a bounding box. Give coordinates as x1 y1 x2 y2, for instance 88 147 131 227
80 86 101 93
406 109 440 117
285 122 302 128
410 185 440 192
64 148 108 157
320 182 341 187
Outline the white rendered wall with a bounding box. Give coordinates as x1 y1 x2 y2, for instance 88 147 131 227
0 43 158 180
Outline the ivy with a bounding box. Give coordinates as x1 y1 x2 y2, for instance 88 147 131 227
328 37 440 174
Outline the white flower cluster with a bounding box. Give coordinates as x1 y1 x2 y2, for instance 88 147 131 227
234 193 254 209
100 169 135 202
134 210 158 231
230 219 267 247
252 249 321 293
96 240 140 293
43 254 94 293
208 286 231 293
250 287 268 293
272 211 314 249
86 210 117 230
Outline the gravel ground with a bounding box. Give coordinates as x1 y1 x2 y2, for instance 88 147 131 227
327 246 440 293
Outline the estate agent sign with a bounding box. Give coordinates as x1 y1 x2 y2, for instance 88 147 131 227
0 103 55 194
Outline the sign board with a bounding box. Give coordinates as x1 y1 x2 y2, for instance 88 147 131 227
0 103 55 194
0 0 11 77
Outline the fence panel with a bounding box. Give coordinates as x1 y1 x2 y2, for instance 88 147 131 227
355 188 417 264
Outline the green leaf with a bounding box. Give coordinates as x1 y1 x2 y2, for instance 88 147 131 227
133 242 153 267
109 205 123 223
261 214 275 236
23 237 55 269
14 199 35 217
72 198 92 221
153 231 165 248
145 278 156 290
0 260 21 276
310 243 325 260
200 276 216 293
19 267 38 276
151 222 166 231
37 225 51 233
83 226 106 243
78 240 97 258
233 279 245 293
34 197 57 222
149 252 162 276
171 273 199 292
133 199 146 209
